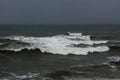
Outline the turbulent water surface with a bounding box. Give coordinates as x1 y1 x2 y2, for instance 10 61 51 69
0 24 120 80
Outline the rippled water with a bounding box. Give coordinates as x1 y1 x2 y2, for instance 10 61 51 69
0 24 120 80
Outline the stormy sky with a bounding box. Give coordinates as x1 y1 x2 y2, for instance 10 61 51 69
0 0 120 24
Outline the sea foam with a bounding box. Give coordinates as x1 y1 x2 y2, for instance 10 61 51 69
3 32 109 55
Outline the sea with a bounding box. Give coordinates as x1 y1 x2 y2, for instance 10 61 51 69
0 24 120 80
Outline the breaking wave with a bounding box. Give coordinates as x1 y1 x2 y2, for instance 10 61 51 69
0 32 109 55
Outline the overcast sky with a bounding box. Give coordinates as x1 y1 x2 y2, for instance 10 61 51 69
0 0 120 24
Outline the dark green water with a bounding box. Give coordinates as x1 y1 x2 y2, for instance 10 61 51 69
0 24 120 80
0 24 120 37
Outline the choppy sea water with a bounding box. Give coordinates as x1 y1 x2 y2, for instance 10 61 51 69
0 24 120 80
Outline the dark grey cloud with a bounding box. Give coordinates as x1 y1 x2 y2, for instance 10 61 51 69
0 0 120 24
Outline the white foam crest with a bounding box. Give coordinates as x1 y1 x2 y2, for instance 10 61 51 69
108 56 120 62
67 32 90 40
10 73 40 79
0 73 41 80
68 32 82 36
5 36 25 41
3 33 109 55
